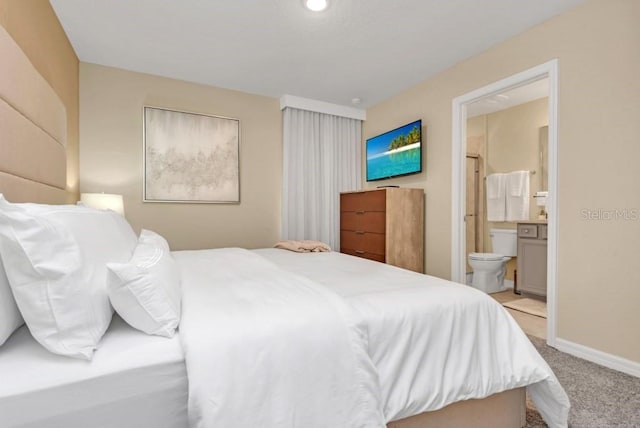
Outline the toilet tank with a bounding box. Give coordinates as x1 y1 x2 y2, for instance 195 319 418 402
490 228 517 257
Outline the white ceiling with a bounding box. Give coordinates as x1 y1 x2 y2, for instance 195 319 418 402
49 0 585 109
467 78 549 118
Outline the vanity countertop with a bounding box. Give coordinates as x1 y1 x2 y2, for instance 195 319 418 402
518 219 548 224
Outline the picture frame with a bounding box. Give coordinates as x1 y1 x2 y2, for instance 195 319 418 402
143 106 240 203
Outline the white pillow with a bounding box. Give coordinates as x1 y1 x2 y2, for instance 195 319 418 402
0 196 137 359
0 260 23 346
107 229 181 337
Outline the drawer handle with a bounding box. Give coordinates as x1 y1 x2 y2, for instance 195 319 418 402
355 230 365 235
354 250 365 254
522 228 529 233
355 210 365 215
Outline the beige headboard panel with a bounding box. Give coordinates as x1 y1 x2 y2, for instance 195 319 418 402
0 24 67 204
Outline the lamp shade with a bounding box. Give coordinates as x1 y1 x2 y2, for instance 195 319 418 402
80 193 125 216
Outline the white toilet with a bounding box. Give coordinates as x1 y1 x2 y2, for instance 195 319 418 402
468 228 517 293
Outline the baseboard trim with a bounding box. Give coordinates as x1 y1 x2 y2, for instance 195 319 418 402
553 337 640 378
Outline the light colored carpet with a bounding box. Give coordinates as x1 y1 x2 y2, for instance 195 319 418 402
503 298 547 318
526 335 640 428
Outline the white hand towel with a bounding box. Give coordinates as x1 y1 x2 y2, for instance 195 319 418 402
509 170 529 196
506 171 530 221
486 173 506 221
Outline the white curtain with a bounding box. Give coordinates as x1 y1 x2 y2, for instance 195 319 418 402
282 107 362 250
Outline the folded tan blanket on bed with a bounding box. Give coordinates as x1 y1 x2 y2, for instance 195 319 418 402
274 240 331 253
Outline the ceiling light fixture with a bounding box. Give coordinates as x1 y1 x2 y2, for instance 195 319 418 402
305 0 328 12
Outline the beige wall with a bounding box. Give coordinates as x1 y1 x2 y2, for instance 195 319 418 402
365 0 640 362
0 0 79 201
80 63 282 250
466 116 486 156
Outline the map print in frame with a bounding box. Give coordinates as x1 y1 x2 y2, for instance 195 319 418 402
144 106 240 203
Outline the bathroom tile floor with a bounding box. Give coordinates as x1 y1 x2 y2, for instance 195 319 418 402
490 290 547 340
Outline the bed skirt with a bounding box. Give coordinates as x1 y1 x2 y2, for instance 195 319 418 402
388 387 526 428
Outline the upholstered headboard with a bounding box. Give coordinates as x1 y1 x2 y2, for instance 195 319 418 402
0 25 67 204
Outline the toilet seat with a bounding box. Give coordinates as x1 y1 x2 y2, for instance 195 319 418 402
468 252 505 261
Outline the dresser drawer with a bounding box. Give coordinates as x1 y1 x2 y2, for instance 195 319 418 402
341 248 385 263
517 224 538 238
340 211 385 233
340 190 386 212
340 230 385 255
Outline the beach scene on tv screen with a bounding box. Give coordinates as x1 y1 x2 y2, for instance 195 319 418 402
367 121 421 181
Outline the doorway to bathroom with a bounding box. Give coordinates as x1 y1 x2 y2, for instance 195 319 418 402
464 79 548 289
451 60 559 346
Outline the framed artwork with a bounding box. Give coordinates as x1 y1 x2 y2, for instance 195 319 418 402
143 106 240 203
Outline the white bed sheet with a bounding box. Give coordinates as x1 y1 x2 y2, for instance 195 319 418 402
0 315 188 428
254 249 570 427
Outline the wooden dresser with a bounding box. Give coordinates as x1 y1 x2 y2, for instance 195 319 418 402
340 188 424 273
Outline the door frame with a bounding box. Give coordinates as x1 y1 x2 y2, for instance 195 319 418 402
451 59 559 346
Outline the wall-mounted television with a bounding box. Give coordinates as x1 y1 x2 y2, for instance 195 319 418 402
366 119 422 182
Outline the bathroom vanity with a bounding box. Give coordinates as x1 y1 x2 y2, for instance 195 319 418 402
516 221 547 298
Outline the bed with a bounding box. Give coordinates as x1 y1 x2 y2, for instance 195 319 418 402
0 246 568 428
0 23 569 428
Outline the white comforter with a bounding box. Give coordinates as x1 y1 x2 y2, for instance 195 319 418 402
174 248 385 428
255 249 571 428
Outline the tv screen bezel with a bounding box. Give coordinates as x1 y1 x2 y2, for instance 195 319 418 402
365 119 422 182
